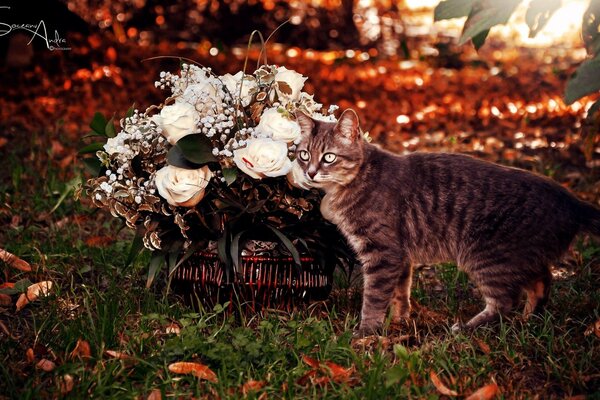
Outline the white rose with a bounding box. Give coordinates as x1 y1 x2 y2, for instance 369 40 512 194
287 160 312 190
274 66 307 102
220 71 257 107
256 107 301 143
154 165 212 207
152 102 199 145
233 138 292 179
179 81 223 116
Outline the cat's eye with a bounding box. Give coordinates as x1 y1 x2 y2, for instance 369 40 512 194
323 153 337 163
298 150 310 162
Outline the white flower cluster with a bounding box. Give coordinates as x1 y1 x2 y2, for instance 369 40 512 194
95 63 338 214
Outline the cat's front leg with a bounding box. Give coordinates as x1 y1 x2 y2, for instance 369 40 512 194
354 257 411 338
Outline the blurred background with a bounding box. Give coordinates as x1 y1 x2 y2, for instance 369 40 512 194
0 0 598 203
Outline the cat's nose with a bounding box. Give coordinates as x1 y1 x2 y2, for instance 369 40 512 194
307 169 317 179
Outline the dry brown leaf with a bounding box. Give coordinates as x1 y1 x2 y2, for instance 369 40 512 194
0 248 32 271
105 350 133 360
301 355 320 369
36 358 56 372
165 322 181 335
296 370 318 386
85 236 115 247
70 339 91 360
241 380 265 395
323 361 354 383
168 361 218 382
147 388 162 400
59 374 75 394
474 338 491 354
16 281 53 311
584 319 600 338
26 348 35 363
465 383 499 400
430 371 458 396
0 293 11 306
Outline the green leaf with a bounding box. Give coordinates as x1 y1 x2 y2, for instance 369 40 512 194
583 0 600 56
217 228 233 281
78 142 105 154
266 226 301 267
434 0 474 21
525 0 561 38
385 365 409 388
125 228 145 267
222 167 238 186
565 56 600 104
166 146 203 169
0 278 33 295
125 104 135 119
89 112 107 136
105 116 116 138
146 252 165 288
50 177 81 214
587 98 600 122
83 157 103 176
472 29 489 50
459 0 520 46
230 230 246 272
176 134 217 165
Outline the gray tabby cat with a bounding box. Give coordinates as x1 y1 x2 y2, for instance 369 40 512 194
293 109 600 337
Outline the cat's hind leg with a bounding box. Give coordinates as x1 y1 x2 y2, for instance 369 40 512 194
452 270 521 332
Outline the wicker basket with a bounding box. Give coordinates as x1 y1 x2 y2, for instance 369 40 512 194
170 251 333 311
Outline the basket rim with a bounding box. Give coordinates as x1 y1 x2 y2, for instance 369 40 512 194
194 251 315 263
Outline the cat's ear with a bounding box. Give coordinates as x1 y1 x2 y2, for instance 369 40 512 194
294 111 314 135
335 109 360 142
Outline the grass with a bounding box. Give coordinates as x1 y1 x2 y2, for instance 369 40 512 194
1 140 599 399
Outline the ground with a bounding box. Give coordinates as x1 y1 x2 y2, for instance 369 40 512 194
0 30 599 398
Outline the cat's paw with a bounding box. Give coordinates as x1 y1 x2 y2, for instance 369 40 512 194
352 325 382 339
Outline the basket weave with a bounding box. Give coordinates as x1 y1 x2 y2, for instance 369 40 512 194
171 251 333 311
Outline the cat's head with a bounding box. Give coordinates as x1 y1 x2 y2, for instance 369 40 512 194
292 109 365 189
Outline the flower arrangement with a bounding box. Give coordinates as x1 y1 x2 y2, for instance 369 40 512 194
81 62 351 287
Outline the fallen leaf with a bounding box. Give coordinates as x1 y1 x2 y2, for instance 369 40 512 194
242 380 265 395
105 350 133 360
0 282 15 289
474 338 491 354
36 358 56 372
147 389 162 400
16 281 53 311
168 361 218 382
323 361 354 383
59 374 75 394
165 322 181 335
0 293 11 306
70 339 91 360
0 248 32 271
584 319 600 338
301 355 320 369
465 383 499 400
26 348 35 363
313 376 331 386
430 371 458 396
85 236 115 247
296 370 318 386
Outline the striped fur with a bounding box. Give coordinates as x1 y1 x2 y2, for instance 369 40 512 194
295 110 600 336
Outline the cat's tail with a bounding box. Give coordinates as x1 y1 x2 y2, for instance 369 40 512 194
578 199 600 237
